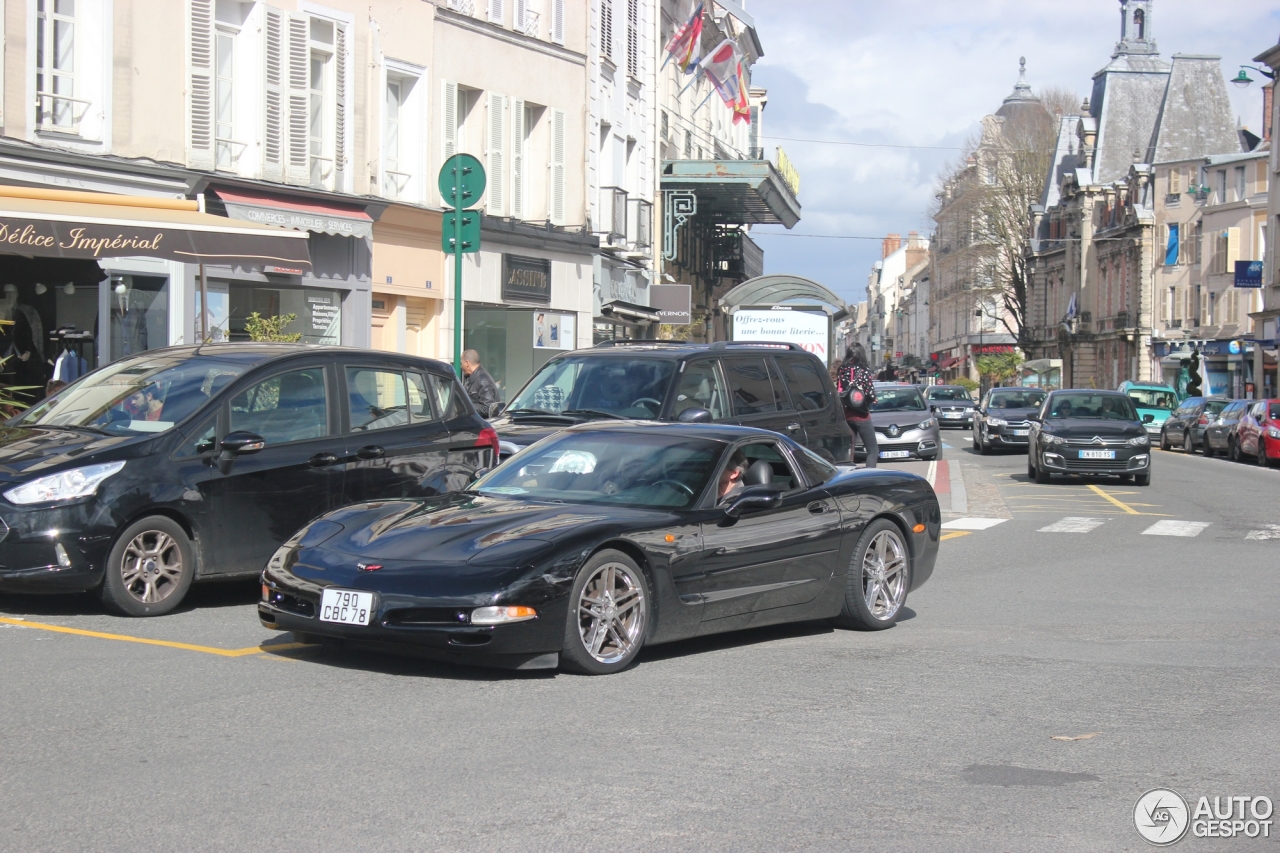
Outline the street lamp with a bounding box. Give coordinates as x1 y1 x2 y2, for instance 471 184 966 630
1232 65 1276 89
975 308 984 391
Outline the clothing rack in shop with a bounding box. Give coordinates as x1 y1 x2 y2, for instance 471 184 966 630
49 327 95 382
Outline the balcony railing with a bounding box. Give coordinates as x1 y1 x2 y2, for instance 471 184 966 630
598 187 628 244
515 8 539 35
1114 310 1130 330
36 91 93 136
446 0 475 14
628 198 652 250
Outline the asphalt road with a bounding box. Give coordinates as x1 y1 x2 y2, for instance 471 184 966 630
1 433 1277 852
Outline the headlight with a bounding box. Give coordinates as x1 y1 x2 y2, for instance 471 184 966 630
1127 434 1150 446
986 417 1008 427
1043 433 1067 446
917 418 936 430
471 605 538 625
1268 426 1280 440
3 461 126 505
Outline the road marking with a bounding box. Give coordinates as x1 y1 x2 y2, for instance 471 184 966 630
0 616 312 657
1246 525 1280 541
926 460 937 487
1085 484 1141 515
1141 520 1211 537
940 530 972 541
941 517 1007 531
1038 517 1107 533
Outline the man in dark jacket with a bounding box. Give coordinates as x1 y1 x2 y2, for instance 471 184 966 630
461 349 500 415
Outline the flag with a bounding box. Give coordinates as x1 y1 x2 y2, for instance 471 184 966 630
1064 292 1078 322
732 62 751 125
700 39 744 111
663 2 704 74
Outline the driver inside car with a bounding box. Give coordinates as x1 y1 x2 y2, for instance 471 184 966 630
717 451 747 504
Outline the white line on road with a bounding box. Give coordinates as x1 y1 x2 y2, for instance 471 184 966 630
1245 525 1280 541
1038 517 1107 533
1141 520 1211 537
926 460 937 488
941 517 1008 531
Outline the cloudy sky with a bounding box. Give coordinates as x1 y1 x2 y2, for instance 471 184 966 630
746 0 1280 307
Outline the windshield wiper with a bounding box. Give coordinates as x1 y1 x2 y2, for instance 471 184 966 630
505 407 571 417
30 423 114 436
561 408 627 420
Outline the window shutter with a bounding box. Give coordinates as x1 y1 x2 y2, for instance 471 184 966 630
626 0 638 77
551 108 566 224
486 92 507 215
262 7 285 181
285 13 310 185
1227 226 1241 270
334 23 348 191
442 79 458 164
188 0 215 169
515 0 526 31
600 0 612 59
511 99 525 219
551 0 565 44
488 0 503 24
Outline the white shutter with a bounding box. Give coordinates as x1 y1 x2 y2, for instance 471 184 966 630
488 0 503 24
487 92 507 215
515 0 527 31
285 13 310 185
441 79 458 163
188 0 215 169
511 99 525 219
551 108 566 224
552 0 565 44
334 23 348 191
263 6 285 181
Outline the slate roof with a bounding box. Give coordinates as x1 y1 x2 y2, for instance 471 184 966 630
1041 115 1083 209
1146 55 1241 165
1090 67 1170 184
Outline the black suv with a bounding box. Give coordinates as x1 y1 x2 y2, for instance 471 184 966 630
489 341 853 463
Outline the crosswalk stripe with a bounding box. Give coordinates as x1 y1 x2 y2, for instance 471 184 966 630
1038 517 1107 533
1245 525 1280 541
941 517 1007 531
1141 520 1211 537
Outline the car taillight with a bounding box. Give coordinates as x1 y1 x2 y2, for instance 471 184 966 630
476 426 500 459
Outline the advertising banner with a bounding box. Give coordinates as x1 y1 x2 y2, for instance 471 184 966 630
732 309 829 364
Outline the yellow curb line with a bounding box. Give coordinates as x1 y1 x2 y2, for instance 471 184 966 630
0 616 309 657
940 530 973 541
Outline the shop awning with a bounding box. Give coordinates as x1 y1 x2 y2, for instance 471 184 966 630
938 356 961 369
600 300 661 325
660 159 802 228
214 188 373 240
0 191 311 268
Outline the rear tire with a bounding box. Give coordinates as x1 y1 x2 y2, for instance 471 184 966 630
100 516 195 617
560 550 650 675
1160 429 1170 451
832 519 910 631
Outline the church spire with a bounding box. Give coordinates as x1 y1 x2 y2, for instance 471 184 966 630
1114 0 1157 57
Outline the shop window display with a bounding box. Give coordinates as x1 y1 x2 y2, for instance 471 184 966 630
224 284 342 345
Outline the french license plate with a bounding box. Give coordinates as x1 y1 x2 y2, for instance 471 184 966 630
880 450 911 459
319 589 374 625
1079 450 1115 460
943 412 961 418
1010 429 1029 436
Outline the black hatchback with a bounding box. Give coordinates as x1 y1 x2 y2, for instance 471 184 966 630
0 344 496 615
488 341 853 464
1027 390 1153 485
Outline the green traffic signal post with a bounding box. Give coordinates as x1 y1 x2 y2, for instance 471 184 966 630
438 154 486 375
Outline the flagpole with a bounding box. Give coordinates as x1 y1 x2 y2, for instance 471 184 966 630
691 89 716 116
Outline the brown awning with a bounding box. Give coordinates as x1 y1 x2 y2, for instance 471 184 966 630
0 192 311 269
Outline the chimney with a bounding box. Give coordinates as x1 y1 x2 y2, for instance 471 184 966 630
904 231 927 271
882 233 902 259
1265 81 1274 142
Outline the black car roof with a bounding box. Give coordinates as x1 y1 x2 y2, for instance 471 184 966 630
581 341 815 360
1048 388 1127 397
121 342 454 371
561 420 799 443
989 386 1045 392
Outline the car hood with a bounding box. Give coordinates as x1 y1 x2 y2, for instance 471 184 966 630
1039 418 1145 439
870 409 933 430
0 425 142 481
311 492 661 564
984 407 1039 421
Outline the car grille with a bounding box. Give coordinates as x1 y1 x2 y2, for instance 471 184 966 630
384 607 472 627
266 590 315 618
1062 458 1129 471
1003 420 1030 429
1064 437 1129 447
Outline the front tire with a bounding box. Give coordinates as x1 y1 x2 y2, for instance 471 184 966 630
1033 450 1051 484
1202 439 1215 458
1135 470 1151 487
1183 432 1193 454
100 516 195 617
560 550 650 675
832 519 910 631
1230 438 1241 463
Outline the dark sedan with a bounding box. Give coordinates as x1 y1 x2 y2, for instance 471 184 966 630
1028 390 1153 485
260 423 941 675
1202 399 1250 458
972 387 1046 454
1159 396 1230 453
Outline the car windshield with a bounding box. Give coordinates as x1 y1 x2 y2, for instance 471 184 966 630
872 387 927 412
14 355 246 436
989 390 1045 410
927 387 973 402
1126 388 1177 410
476 432 721 509
507 357 676 419
1045 393 1138 421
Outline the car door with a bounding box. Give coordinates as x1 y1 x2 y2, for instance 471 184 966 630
685 440 842 621
720 356 790 434
775 355 842 457
1239 402 1264 454
340 361 453 503
426 370 494 494
186 361 346 576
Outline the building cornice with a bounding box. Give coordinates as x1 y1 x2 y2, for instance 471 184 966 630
435 8 586 66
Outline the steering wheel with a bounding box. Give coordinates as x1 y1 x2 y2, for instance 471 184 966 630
630 397 662 413
651 478 694 496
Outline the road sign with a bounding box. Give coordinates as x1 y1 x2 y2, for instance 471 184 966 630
438 154 486 210
442 210 482 253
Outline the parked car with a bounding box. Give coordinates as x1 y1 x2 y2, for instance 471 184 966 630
1202 399 1250 458
924 385 976 428
1027 389 1152 485
0 344 496 616
972 386 1047 454
856 383 941 462
1233 398 1280 466
488 341 852 464
1159 396 1230 452
259 422 941 674
1118 381 1179 436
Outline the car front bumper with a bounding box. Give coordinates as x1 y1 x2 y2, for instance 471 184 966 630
0 501 116 593
982 425 1032 447
935 411 974 427
1039 450 1150 475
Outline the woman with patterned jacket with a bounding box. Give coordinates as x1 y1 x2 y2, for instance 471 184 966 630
837 343 878 468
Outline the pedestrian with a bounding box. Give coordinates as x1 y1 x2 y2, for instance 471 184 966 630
461 349 500 416
837 343 878 468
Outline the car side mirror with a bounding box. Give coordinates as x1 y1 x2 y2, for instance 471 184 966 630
1027 415 1041 423
470 466 491 482
724 485 782 518
488 402 505 418
217 431 265 474
1142 414 1154 423
677 407 713 423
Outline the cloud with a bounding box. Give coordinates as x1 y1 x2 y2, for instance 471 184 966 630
748 0 1276 306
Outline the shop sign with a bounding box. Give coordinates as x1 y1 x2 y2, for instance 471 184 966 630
733 308 830 365
533 311 575 349
307 294 340 337
502 254 551 304
972 344 1016 354
651 284 692 325
1235 260 1263 288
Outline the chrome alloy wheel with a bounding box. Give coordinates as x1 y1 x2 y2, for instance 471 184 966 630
576 561 647 664
119 530 184 605
862 529 908 621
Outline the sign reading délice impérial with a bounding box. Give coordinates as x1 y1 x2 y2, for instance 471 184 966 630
732 309 829 364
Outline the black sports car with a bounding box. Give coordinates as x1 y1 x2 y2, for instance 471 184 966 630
260 423 941 675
